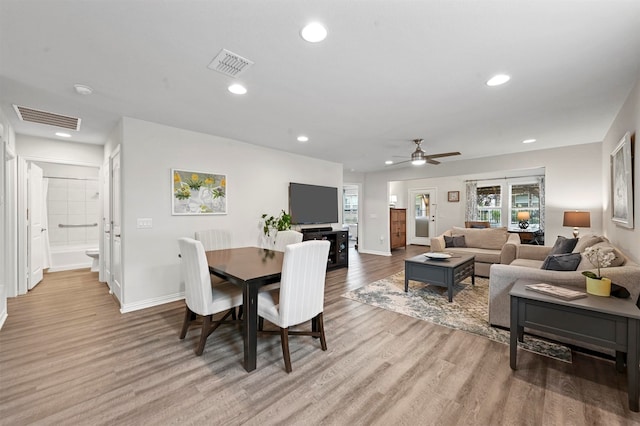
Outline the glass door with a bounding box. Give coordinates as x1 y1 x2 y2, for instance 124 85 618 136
408 188 436 245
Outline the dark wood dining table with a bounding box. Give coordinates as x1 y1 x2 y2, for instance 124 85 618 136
205 246 284 372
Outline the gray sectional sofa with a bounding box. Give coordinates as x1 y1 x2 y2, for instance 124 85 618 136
489 234 640 330
431 226 521 277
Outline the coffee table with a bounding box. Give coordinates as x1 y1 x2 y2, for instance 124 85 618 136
404 253 475 302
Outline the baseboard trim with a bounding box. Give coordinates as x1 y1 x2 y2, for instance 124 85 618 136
120 292 184 313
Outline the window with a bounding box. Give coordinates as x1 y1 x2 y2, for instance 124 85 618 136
476 185 501 227
510 183 540 227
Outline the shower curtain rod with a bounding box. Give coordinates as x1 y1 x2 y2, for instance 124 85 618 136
43 176 99 181
464 174 544 183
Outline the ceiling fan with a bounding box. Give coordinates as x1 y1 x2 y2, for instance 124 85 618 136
392 139 461 166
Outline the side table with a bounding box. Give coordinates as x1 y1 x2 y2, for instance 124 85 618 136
509 280 640 412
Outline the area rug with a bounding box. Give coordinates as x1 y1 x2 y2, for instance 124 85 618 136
342 271 572 363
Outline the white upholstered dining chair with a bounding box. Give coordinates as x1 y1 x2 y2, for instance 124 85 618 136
194 228 231 251
272 230 303 252
178 237 243 356
257 240 331 373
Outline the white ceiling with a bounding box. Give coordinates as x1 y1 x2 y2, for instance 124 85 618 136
1 1 640 172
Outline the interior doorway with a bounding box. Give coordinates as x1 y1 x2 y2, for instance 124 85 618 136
343 184 359 250
408 188 437 245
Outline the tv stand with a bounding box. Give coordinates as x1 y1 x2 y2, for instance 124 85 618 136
302 226 332 233
301 229 348 269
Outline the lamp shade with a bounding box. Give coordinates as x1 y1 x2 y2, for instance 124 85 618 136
563 211 590 228
516 211 530 221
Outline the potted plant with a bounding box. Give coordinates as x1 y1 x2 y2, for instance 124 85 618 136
581 246 616 296
261 210 292 237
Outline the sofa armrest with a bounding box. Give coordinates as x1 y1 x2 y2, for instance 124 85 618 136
431 236 445 252
517 245 551 261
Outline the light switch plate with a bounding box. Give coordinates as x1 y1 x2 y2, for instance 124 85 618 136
137 218 152 229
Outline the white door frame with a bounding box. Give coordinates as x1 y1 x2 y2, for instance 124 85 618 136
343 182 362 249
407 188 437 245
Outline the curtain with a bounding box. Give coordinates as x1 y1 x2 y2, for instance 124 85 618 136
465 181 478 222
537 176 545 231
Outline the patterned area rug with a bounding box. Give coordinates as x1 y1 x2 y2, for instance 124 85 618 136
342 271 572 363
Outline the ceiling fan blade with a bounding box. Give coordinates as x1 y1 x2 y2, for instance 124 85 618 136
387 159 412 165
426 158 440 165
425 151 461 159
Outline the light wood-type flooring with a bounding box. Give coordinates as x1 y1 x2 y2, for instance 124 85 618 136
1 245 639 425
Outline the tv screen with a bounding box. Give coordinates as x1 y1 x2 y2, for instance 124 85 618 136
289 183 339 225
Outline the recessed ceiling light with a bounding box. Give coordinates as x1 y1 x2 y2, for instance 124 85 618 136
522 138 537 144
73 84 93 95
486 74 511 86
297 135 309 142
301 22 327 43
385 160 393 165
55 132 71 138
228 84 247 95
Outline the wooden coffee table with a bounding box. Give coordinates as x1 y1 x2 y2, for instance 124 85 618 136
404 253 475 302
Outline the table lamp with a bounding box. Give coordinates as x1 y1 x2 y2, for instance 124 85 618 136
563 211 590 238
517 211 530 229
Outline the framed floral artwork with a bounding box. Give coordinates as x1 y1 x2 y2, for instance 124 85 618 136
610 132 633 228
172 169 227 215
448 191 460 202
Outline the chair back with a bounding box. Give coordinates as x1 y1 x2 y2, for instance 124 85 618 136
278 240 330 328
464 221 490 228
273 230 303 252
195 229 231 251
178 237 214 315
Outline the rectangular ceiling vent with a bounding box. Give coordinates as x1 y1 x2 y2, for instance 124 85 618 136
13 105 81 130
207 49 254 77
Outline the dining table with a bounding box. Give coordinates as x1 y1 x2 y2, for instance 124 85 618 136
205 246 284 372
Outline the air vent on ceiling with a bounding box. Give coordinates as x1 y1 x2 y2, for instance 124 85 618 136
13 105 81 131
207 49 254 77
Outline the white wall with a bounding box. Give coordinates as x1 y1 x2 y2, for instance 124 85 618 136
360 143 603 255
119 117 343 310
15 135 103 166
0 107 16 328
602 73 640 263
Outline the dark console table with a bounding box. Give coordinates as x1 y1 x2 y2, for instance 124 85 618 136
302 229 348 269
510 280 640 412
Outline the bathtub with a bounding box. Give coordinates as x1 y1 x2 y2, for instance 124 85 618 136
48 244 98 272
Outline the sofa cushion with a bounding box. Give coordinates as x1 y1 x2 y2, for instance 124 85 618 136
541 253 582 271
548 236 578 255
572 234 604 254
444 235 466 248
577 241 626 270
451 226 507 250
447 247 502 264
510 258 544 268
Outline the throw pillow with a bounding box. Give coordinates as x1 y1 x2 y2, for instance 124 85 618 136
572 234 604 253
444 235 466 248
578 241 625 271
548 236 578 255
540 253 582 271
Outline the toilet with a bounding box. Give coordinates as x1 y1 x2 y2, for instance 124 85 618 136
85 248 99 272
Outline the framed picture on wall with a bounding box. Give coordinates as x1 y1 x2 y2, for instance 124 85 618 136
610 132 634 228
172 169 227 215
448 191 460 202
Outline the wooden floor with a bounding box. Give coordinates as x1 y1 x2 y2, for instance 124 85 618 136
1 245 639 425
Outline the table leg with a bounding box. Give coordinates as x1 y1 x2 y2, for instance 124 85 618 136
404 274 409 292
447 283 453 302
510 296 518 370
627 319 639 412
243 284 259 372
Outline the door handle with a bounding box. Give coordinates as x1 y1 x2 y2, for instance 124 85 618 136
115 234 121 238
41 228 47 232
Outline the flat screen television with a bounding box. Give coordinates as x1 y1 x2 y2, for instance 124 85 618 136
289 183 339 225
